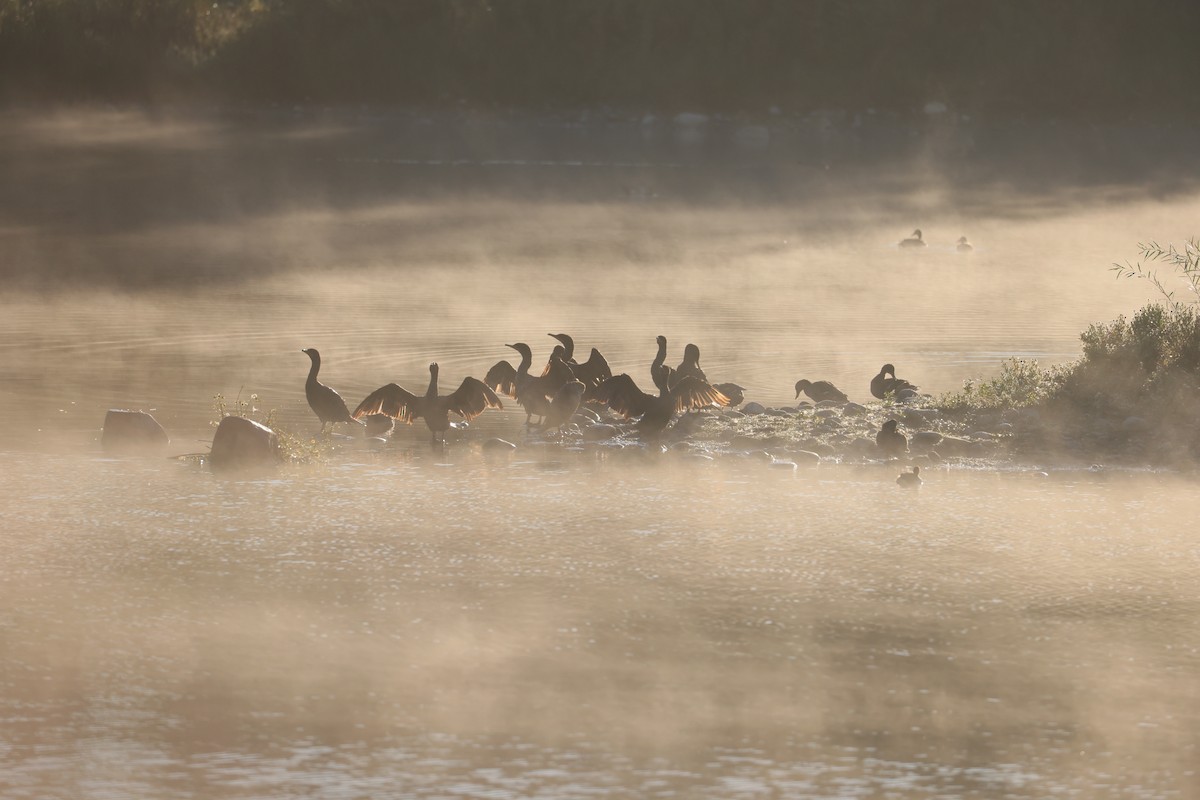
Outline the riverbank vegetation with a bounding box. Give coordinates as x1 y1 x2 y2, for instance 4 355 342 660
2 0 1197 119
938 241 1200 465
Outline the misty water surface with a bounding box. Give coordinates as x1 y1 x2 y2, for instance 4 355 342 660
1 110 1198 797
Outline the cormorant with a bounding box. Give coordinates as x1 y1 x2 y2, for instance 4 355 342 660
548 333 612 390
900 229 927 248
301 348 364 435
353 363 502 443
591 371 729 437
956 236 974 253
485 343 573 425
543 380 587 432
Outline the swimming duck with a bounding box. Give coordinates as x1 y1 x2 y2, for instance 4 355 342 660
591 371 730 437
301 348 364 435
353 363 503 443
870 364 919 400
899 229 927 248
876 419 909 459
896 465 922 488
794 379 849 404
548 333 612 390
956 236 974 253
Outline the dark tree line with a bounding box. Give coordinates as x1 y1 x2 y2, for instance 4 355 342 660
2 0 1197 118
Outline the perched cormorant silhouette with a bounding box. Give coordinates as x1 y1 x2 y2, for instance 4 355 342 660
485 343 573 425
548 333 612 390
870 364 919 400
794 379 849 404
301 348 364 435
650 335 671 390
900 229 927 248
670 343 708 387
876 419 909 458
591 370 729 437
353 363 502 443
897 465 922 488
543 380 587 432
956 236 974 253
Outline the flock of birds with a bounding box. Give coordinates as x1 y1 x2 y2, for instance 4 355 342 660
302 334 927 487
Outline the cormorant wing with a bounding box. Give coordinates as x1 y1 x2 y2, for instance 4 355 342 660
590 374 655 419
444 377 504 421
484 360 518 398
711 382 745 406
572 347 613 389
667 376 730 413
353 383 421 421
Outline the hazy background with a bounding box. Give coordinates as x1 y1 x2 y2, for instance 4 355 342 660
3 4 1200 798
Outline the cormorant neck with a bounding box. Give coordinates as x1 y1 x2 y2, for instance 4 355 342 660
652 338 666 368
552 334 575 361
512 344 533 375
305 350 320 382
426 364 439 398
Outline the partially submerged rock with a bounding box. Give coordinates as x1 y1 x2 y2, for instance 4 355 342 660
210 416 280 472
101 409 169 455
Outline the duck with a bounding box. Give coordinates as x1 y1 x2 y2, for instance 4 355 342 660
897 465 922 488
485 343 573 425
591 370 730 437
548 333 612 390
876 419 909 459
956 236 974 253
870 364 919 400
301 348 364 435
353 363 503 443
899 229 927 248
543 380 587 432
793 378 849 404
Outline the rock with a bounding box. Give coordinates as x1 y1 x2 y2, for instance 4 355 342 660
209 416 280 472
723 409 746 419
842 402 868 416
769 460 798 472
765 408 792 417
815 400 842 409
101 409 169 454
583 423 619 441
741 402 767 415
815 408 839 419
482 438 517 453
996 422 1015 433
747 450 775 463
909 431 944 453
669 441 693 452
902 409 937 428
972 431 998 440
845 438 878 457
574 407 601 424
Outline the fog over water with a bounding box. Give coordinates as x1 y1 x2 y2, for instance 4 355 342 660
1 109 1199 797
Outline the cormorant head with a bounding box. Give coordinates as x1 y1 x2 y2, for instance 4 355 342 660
683 343 701 363
794 379 810 398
